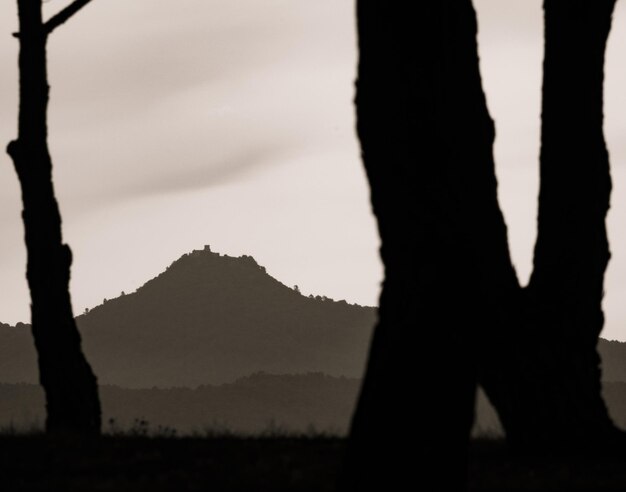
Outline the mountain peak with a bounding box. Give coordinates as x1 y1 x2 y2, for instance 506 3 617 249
67 247 376 387
86 246 366 321
1 247 626 390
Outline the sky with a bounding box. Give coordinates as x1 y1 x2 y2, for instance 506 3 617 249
0 0 625 340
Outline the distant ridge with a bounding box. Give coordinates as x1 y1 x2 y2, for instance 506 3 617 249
0 373 362 434
1 376 626 436
1 246 625 388
0 247 375 387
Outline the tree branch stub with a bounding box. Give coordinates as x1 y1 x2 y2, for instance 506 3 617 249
44 0 95 35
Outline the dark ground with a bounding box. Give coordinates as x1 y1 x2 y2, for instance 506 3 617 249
1 436 626 491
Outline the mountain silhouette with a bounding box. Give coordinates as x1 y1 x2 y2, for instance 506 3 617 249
1 246 625 389
0 247 375 388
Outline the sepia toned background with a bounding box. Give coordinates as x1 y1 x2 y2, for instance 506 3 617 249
1 0 625 340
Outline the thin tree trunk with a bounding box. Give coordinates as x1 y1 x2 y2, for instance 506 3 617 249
7 0 101 434
340 1 518 489
480 0 622 452
518 0 619 449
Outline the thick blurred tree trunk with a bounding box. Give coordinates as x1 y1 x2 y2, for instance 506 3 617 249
7 0 101 434
341 0 622 488
340 1 519 489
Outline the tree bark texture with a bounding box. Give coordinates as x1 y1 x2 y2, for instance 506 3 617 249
7 0 101 434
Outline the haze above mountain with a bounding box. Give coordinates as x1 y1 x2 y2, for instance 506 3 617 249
1 247 624 389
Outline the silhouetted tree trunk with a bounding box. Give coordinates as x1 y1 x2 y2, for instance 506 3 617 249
342 0 622 488
477 0 621 453
7 0 100 434
340 1 519 489
500 0 620 450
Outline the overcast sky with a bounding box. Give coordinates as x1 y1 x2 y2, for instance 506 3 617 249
1 1 625 340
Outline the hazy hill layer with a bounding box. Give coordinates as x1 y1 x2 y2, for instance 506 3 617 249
0 247 375 387
1 375 625 436
0 247 624 388
597 339 626 382
0 373 360 435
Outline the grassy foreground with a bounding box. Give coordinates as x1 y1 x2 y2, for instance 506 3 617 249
0 434 342 492
1 435 626 491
